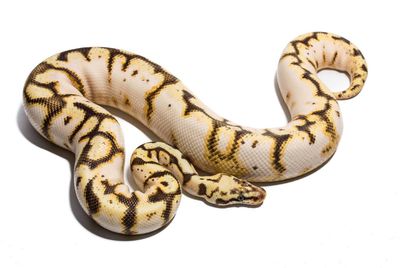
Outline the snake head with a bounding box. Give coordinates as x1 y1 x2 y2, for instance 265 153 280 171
198 174 266 206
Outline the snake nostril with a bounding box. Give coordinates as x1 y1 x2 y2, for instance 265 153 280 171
238 193 245 201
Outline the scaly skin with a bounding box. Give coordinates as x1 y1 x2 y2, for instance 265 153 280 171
23 32 367 235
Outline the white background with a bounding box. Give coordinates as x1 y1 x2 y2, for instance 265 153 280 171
1 0 399 267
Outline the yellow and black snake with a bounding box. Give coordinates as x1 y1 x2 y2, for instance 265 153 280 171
23 32 367 235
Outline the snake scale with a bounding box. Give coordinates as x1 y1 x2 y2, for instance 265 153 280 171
23 32 367 235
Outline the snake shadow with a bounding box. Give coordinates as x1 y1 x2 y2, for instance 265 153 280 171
17 105 171 241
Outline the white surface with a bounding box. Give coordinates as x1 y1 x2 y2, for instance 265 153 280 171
1 0 399 267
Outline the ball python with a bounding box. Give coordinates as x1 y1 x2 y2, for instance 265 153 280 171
23 32 367 235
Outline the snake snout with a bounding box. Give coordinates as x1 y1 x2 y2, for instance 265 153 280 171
253 187 267 205
241 184 266 206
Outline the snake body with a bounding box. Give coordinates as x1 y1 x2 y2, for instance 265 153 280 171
23 32 367 235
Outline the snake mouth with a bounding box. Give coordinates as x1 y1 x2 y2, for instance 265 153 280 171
215 187 266 206
248 187 266 205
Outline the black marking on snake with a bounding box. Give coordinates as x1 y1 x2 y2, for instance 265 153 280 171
26 61 86 95
227 129 250 160
262 129 292 173
198 183 219 199
182 93 247 130
206 121 234 162
280 52 301 62
283 46 312 70
23 81 77 139
143 171 175 188
181 174 193 185
84 178 100 215
146 212 157 221
252 140 258 148
106 49 122 74
361 64 368 72
206 174 223 183
104 48 152 76
181 90 252 157
302 72 335 101
295 115 316 144
131 157 149 166
121 57 133 72
57 47 92 62
76 176 82 187
53 66 86 95
103 48 178 120
170 134 178 147
181 90 208 116
207 125 250 173
331 35 351 44
144 74 178 121
354 48 365 60
28 80 58 94
271 134 291 173
124 97 131 106
72 102 124 170
350 84 360 91
181 92 252 171
215 195 259 205
285 32 329 70
148 186 181 224
353 48 361 57
290 32 325 54
144 145 196 185
130 157 168 172
100 180 122 195
290 61 305 69
307 58 317 70
79 126 120 145
198 183 207 196
331 51 338 65
116 193 139 234
68 102 116 143
292 63 314 76
105 48 160 73
76 131 124 170
149 170 175 179
311 102 337 143
64 116 72 125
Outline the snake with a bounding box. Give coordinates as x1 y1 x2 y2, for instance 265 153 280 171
23 32 367 235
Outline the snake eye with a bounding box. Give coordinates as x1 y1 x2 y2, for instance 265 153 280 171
237 193 245 202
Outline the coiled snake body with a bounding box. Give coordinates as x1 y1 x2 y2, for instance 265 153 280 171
23 32 367 235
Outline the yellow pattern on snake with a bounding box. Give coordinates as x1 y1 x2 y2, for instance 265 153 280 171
23 32 367 235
